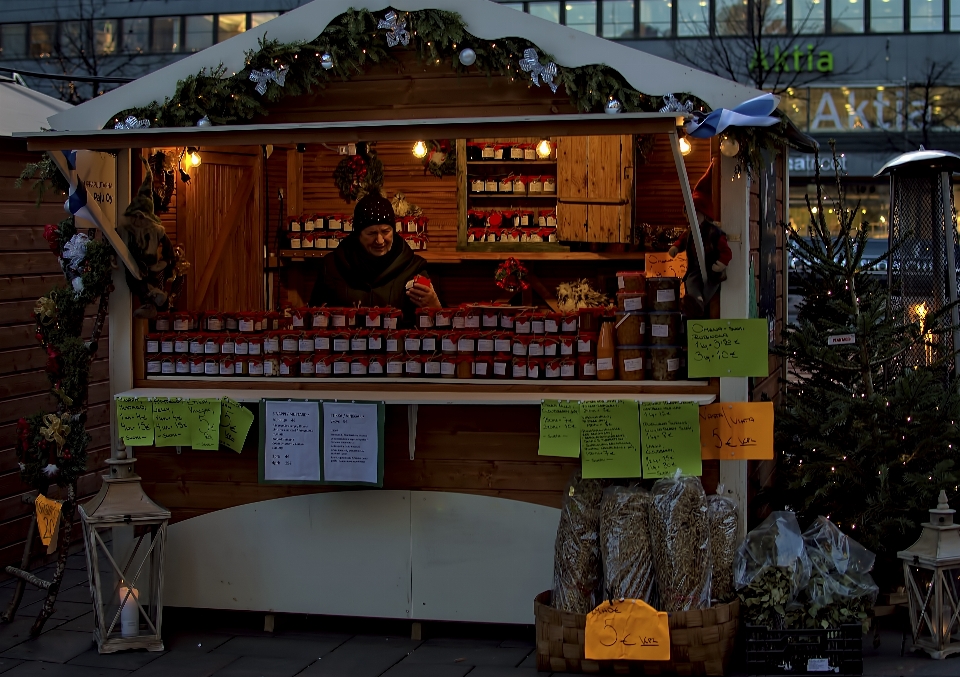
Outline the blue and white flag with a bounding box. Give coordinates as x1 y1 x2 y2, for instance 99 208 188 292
685 94 780 139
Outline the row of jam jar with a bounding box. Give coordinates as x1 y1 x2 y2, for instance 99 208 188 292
286 214 354 232
415 307 596 333
148 353 609 380
467 209 558 230
151 307 404 334
466 142 550 161
145 330 607 359
469 175 556 194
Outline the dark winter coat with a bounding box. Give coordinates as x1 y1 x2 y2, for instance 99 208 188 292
674 219 733 284
309 234 428 326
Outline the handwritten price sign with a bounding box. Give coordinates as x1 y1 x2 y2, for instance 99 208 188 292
699 402 774 460
645 251 687 293
585 599 670 661
687 319 768 378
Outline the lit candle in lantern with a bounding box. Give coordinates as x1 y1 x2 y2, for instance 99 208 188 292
119 585 139 638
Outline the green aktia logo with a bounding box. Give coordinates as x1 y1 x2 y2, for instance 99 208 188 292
749 45 834 73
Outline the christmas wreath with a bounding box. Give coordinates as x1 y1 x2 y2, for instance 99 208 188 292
495 257 530 293
19 217 114 489
422 140 456 178
333 143 385 202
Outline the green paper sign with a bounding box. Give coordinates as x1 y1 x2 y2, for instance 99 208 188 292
640 401 702 478
538 400 582 457
187 398 222 450
153 397 191 446
116 397 153 446
580 400 641 479
220 398 254 454
687 319 769 377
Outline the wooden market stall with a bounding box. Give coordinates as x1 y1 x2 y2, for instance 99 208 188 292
19 0 789 625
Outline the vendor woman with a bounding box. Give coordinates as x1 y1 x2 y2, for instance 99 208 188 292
310 192 441 325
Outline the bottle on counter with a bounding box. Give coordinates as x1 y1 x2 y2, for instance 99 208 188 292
597 316 616 381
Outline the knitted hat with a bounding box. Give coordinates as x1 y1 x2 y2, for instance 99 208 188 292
124 160 161 226
692 159 716 221
353 192 395 232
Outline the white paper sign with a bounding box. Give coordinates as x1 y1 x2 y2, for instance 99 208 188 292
264 401 320 481
323 402 379 484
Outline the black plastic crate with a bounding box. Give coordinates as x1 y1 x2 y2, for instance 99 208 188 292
745 624 863 676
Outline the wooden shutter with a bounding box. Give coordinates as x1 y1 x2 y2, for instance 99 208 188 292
556 135 633 242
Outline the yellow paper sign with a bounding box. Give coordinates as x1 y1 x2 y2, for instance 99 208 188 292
645 252 687 296
700 402 774 460
35 494 62 554
585 599 671 662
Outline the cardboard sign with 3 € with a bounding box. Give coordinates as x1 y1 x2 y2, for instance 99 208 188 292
585 599 671 661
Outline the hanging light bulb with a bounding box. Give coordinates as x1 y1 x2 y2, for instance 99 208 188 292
678 137 692 156
536 139 552 159
720 136 740 157
187 147 202 167
412 140 428 159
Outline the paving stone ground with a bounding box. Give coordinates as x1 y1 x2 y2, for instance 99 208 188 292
0 554 954 676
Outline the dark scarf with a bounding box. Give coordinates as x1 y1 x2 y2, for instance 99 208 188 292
334 233 409 289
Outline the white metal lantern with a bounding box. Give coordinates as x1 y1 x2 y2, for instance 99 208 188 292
80 448 170 653
898 490 960 659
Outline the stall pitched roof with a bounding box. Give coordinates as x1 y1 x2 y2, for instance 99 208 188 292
0 77 72 137
46 0 768 133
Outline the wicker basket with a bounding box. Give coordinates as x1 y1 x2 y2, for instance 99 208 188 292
534 591 740 675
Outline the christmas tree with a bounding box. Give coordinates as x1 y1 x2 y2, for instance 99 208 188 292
773 145 960 589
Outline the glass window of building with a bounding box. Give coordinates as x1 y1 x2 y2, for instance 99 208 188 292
952 0 960 29
793 0 826 32
153 17 180 53
640 0 672 36
716 0 749 35
218 14 247 43
761 0 788 34
185 15 214 52
831 0 864 32
29 23 56 58
122 18 149 53
251 12 280 28
59 21 85 57
870 0 904 31
94 19 118 55
788 181 889 240
604 0 637 37
1 24 28 58
529 1 562 22
677 0 711 35
910 0 943 31
500 2 526 10
565 1 598 33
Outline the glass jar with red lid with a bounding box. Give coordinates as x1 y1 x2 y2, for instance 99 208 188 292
492 354 511 379
203 357 218 376
545 359 562 379
457 332 477 355
511 358 527 379
299 353 317 377
203 335 220 355
416 307 437 329
385 330 405 354
145 355 162 375
578 355 597 380
175 355 190 375
382 308 402 330
331 331 351 353
310 308 331 329
385 353 405 377
315 355 334 378
350 329 369 353
219 356 235 377
367 331 385 353
154 313 171 332
364 307 387 328
404 356 424 378
350 356 369 377
473 354 493 378
481 308 499 329
331 353 351 377
263 355 280 377
233 357 247 376
514 313 532 335
145 334 160 354
476 332 495 354
423 354 443 378
204 312 226 332
247 356 265 377
404 331 422 354
527 357 543 380
368 354 386 376
577 333 598 356
512 335 530 357
530 312 546 335
435 308 455 328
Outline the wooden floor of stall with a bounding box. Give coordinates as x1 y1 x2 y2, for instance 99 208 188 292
0 142 111 571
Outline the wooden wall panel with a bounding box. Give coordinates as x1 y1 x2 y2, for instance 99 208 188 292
0 146 111 576
634 136 712 234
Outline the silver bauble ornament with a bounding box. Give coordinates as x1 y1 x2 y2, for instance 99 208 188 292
459 48 477 67
720 136 740 157
320 53 334 70
196 116 213 127
605 98 623 115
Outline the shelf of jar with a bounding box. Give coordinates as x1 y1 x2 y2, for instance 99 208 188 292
278 249 648 262
127 380 717 404
467 193 557 199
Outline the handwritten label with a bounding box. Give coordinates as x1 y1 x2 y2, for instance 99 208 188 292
538 400 581 458
35 494 62 554
585 599 671 661
640 402 702 478
220 398 254 453
153 397 190 446
827 333 856 346
187 398 221 450
699 402 774 460
645 251 687 294
264 400 320 481
323 402 379 484
117 398 153 446
580 400 641 479
687 319 768 377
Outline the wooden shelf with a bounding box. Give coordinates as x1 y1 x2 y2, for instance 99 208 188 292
466 160 557 166
127 382 717 404
467 194 557 200
279 249 648 263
